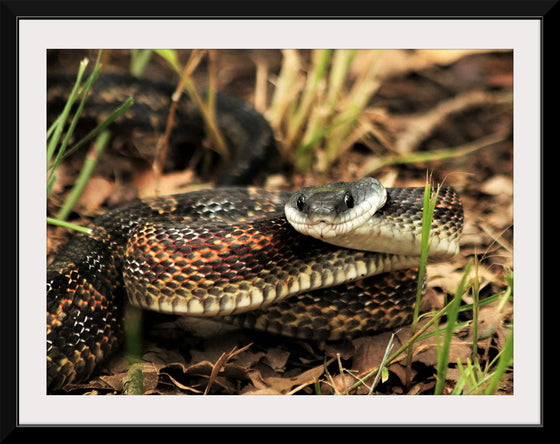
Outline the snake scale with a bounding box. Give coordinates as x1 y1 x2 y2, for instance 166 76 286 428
47 73 464 392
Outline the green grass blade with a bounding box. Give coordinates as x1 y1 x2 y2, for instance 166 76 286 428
47 51 104 198
367 333 395 394
58 96 133 162
416 181 439 321
46 58 89 165
294 113 358 171
130 49 154 76
498 268 513 311
154 49 182 74
123 303 144 394
471 259 481 373
47 115 62 141
326 49 356 110
363 132 509 175
56 130 111 221
349 295 467 393
452 357 470 394
46 217 92 234
47 53 103 176
434 259 473 395
46 60 88 175
405 179 439 386
287 49 333 145
484 327 513 394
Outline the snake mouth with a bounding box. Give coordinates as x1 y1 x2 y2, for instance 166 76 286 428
286 203 377 239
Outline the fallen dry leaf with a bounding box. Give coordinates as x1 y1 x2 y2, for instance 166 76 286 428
245 364 324 395
77 176 114 212
262 347 291 371
480 174 513 197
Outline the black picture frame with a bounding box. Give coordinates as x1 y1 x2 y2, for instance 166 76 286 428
2 0 552 436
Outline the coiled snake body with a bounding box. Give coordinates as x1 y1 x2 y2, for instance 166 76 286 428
47 74 463 391
47 179 463 391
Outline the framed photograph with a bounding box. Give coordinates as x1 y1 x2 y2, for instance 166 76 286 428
3 0 549 431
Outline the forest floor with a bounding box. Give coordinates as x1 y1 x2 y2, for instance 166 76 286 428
47 49 514 396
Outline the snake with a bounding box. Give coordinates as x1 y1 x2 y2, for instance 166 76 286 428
46 74 464 392
47 72 277 185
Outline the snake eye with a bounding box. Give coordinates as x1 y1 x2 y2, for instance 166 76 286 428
343 192 354 209
296 195 306 211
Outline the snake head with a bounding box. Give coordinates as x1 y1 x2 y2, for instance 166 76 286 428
285 177 387 240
